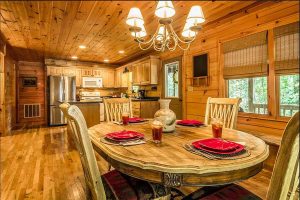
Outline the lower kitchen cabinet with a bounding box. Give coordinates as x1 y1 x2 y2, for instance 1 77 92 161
132 101 159 118
68 102 103 128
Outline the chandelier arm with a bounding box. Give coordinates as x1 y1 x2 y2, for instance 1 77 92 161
168 24 197 44
168 24 195 50
134 25 161 45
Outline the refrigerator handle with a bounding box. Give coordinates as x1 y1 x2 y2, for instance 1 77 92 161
62 76 66 102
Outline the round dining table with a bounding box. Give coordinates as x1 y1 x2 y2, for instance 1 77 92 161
88 122 269 187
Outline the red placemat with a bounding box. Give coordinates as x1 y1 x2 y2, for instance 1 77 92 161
106 130 144 140
192 138 244 154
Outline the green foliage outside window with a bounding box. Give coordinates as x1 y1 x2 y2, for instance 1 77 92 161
280 74 299 116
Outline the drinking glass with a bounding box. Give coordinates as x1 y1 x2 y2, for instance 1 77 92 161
151 120 163 144
122 112 129 125
211 118 223 138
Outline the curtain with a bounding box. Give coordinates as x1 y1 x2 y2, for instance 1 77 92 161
274 22 299 75
223 31 268 79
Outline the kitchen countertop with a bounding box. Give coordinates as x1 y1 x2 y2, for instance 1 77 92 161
58 100 102 104
131 97 159 101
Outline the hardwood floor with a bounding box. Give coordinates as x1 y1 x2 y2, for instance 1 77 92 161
1 126 272 200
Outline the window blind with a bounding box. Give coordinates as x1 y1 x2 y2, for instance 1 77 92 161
274 22 299 75
223 31 268 79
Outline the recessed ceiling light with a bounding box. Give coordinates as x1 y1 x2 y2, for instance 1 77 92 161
71 56 78 59
79 45 86 49
104 59 109 62
118 50 125 54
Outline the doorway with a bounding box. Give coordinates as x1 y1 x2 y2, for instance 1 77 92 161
162 57 183 119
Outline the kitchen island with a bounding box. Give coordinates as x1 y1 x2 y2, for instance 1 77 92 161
131 98 160 118
59 100 104 128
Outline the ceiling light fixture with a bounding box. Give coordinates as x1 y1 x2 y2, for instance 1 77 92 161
126 1 205 52
118 50 125 54
79 45 86 49
71 56 78 59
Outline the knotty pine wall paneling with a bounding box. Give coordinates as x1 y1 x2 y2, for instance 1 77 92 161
17 61 46 127
0 48 17 135
160 2 299 145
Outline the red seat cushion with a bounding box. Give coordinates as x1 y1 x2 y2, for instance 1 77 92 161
183 184 261 200
102 170 168 200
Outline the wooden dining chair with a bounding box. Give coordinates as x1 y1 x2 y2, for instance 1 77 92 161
183 112 299 200
103 98 133 122
204 97 241 129
59 103 170 200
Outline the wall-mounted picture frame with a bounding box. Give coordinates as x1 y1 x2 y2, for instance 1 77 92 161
22 77 37 87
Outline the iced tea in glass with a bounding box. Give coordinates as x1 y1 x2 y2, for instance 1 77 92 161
122 112 129 125
211 118 223 138
151 120 163 144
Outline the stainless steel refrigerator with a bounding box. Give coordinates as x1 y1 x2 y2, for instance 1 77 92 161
48 76 76 126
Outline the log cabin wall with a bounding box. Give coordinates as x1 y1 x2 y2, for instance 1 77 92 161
160 2 299 151
0 48 17 135
16 61 46 127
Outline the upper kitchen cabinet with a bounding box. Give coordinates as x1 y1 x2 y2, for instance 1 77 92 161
102 69 115 88
114 68 123 88
63 67 77 76
81 68 93 77
132 56 160 86
47 66 63 76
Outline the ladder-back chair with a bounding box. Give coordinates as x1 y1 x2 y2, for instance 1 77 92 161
103 98 133 122
59 103 170 200
183 112 299 200
204 97 241 129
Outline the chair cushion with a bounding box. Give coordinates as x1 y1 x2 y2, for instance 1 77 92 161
183 184 262 200
102 170 169 200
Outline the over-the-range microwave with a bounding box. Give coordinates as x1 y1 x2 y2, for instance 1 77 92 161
82 77 103 88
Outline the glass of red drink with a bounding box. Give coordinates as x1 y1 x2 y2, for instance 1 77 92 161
122 112 129 125
151 120 163 144
211 118 223 138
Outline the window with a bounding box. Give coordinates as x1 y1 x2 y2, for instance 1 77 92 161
228 77 268 114
279 74 299 117
165 61 179 98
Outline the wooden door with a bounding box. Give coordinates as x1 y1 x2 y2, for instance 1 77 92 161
0 53 4 135
162 57 183 119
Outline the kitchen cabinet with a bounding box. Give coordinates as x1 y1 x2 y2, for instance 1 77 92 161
121 72 132 88
102 69 115 88
67 102 102 128
131 56 160 85
114 68 122 88
141 61 151 85
63 67 76 76
47 66 116 88
47 66 63 76
81 68 93 77
132 101 159 118
75 68 82 87
92 69 103 77
132 102 141 117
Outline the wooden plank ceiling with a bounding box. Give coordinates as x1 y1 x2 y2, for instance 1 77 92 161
0 1 280 64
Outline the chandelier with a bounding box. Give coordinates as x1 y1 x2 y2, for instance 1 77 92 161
126 1 205 52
